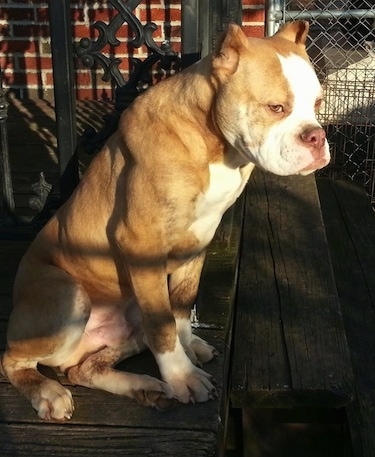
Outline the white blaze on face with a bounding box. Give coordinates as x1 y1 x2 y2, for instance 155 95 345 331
259 53 329 175
278 53 322 121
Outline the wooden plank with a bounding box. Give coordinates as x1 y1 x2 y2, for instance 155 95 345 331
5 99 114 176
0 329 225 430
317 178 375 457
0 423 217 457
8 98 114 137
230 169 353 409
198 194 244 330
0 172 59 190
8 146 59 173
0 334 226 456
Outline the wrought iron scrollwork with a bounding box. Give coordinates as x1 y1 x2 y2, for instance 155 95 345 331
1 70 54 236
75 0 179 154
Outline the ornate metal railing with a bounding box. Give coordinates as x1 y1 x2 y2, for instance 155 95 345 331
0 69 14 219
0 0 242 239
0 0 181 238
75 0 179 154
75 0 242 154
0 68 57 238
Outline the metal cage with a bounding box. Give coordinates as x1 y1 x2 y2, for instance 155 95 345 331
267 0 375 204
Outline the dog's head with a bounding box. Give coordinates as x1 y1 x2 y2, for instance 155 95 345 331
211 21 330 176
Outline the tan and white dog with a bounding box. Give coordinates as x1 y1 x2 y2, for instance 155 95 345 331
1 21 329 421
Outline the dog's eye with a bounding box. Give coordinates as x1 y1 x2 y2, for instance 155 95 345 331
269 104 284 113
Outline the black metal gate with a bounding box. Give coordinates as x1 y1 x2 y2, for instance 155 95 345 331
0 0 242 239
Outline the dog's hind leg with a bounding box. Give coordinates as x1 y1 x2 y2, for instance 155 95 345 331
1 355 75 421
65 339 176 410
2 265 91 421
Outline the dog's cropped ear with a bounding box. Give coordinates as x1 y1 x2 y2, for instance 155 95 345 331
275 20 309 46
212 23 249 81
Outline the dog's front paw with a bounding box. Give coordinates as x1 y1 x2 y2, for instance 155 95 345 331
156 342 218 404
168 365 218 404
31 379 74 421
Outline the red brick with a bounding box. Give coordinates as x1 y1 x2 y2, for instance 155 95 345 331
13 24 50 39
0 55 15 71
44 71 55 87
1 40 41 54
139 7 181 23
0 24 11 37
169 25 181 39
1 1 185 100
71 7 86 23
170 40 181 53
88 6 116 23
6 70 43 86
104 24 131 40
71 5 113 23
72 71 93 87
243 0 265 5
0 7 35 21
242 9 265 23
35 7 50 22
1 71 14 87
22 56 53 71
242 25 265 38
75 87 114 101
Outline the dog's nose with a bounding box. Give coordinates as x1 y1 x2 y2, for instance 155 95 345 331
300 127 326 149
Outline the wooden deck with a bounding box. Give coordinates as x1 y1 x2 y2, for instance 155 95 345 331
0 100 364 457
0 99 241 456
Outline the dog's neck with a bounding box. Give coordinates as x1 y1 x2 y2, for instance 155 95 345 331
122 55 230 166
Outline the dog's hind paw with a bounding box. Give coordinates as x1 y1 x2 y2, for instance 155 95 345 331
131 374 176 410
133 389 178 410
190 335 219 364
31 379 74 421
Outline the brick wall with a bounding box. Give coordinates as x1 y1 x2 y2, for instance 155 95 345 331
242 0 266 38
0 0 265 101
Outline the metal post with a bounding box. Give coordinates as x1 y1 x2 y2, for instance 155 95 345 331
223 0 242 25
265 0 283 37
181 0 200 69
48 0 79 203
0 70 15 218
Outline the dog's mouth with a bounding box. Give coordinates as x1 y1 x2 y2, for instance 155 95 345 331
298 157 330 175
234 134 330 176
234 137 257 164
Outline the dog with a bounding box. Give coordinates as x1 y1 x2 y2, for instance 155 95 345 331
1 21 330 421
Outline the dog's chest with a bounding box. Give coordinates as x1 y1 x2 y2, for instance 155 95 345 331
188 163 248 247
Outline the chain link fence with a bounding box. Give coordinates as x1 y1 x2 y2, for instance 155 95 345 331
280 1 375 203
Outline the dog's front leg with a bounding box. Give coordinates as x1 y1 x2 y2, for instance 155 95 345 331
128 263 216 404
169 251 218 366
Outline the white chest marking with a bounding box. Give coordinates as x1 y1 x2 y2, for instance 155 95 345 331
189 163 249 247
